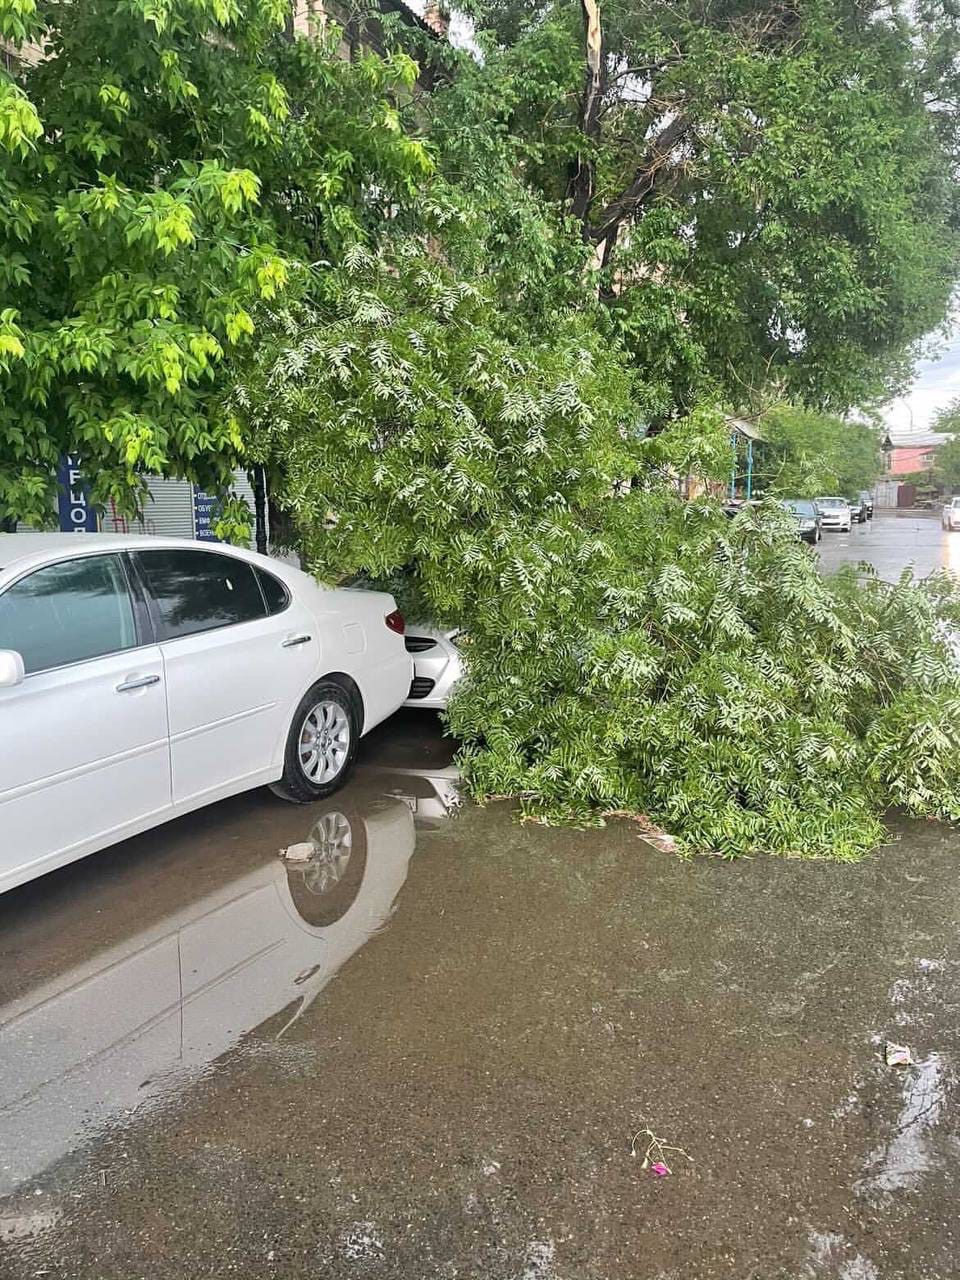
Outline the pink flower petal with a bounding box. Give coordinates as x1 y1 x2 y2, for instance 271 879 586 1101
650 1162 670 1177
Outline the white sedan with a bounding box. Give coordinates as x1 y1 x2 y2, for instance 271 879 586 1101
815 496 853 532
402 626 464 709
0 533 411 895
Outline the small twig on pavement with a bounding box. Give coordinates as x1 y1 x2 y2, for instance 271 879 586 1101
630 1120 694 1175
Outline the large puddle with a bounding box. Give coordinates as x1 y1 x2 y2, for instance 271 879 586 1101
1 712 959 1277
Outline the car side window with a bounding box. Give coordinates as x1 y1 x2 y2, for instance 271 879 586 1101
0 554 137 675
255 567 290 616
135 549 266 641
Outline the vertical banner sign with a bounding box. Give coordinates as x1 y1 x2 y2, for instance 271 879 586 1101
192 486 221 542
57 455 99 532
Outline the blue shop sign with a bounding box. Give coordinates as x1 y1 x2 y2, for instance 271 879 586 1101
192 487 222 541
57 455 99 532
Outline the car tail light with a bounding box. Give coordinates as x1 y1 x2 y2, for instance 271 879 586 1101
385 609 405 635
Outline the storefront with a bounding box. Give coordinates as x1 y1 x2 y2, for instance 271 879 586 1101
36 458 260 548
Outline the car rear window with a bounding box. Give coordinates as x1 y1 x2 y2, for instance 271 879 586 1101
255 567 290 616
134 549 266 641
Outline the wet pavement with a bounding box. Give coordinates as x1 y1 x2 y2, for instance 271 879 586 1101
816 509 952 582
2 521 960 1279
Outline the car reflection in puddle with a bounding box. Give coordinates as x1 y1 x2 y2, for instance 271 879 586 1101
364 762 461 830
0 765 458 1199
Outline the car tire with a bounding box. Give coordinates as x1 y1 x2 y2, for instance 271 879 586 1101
271 679 360 804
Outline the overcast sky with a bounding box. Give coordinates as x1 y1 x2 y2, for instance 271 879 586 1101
882 325 960 435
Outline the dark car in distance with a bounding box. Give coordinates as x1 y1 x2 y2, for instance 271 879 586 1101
781 498 822 544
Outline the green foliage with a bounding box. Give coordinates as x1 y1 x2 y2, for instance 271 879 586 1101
757 405 882 497
238 238 643 584
932 394 960 436
0 0 432 525
5 0 960 859
429 0 960 418
241 241 960 859
927 395 960 492
450 508 960 858
932 435 960 493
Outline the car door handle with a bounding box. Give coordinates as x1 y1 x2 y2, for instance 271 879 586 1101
116 674 161 693
281 634 312 648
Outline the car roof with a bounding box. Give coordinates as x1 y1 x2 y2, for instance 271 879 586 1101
0 532 275 579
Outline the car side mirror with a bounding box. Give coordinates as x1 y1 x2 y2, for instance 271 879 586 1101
0 650 25 689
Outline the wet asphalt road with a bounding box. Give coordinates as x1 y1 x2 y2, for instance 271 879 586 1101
1 514 959 1279
816 508 952 582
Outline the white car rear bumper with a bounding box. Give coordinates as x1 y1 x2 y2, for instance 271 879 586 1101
359 649 414 733
403 629 464 710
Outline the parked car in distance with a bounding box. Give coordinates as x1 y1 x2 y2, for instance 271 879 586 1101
942 496 960 531
403 626 464 709
781 498 822 544
847 494 865 523
816 497 853 532
721 498 763 519
0 533 412 895
858 490 874 520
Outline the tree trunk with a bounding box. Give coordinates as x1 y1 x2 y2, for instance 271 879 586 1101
567 0 604 233
588 114 689 244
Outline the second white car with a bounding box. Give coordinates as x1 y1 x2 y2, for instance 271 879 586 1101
816 497 853 532
403 626 464 710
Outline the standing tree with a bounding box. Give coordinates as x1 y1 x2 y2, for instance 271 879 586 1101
928 394 960 492
932 433 960 495
756 405 882 497
932 393 960 437
428 0 960 419
0 0 432 527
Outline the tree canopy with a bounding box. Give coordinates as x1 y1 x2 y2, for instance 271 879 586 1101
240 242 960 858
756 406 882 497
927 394 960 491
428 0 960 419
932 393 960 436
0 0 431 526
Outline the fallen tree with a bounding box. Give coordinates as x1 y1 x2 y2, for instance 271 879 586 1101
240 241 960 858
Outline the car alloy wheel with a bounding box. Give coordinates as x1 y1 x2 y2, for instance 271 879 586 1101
298 700 351 784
